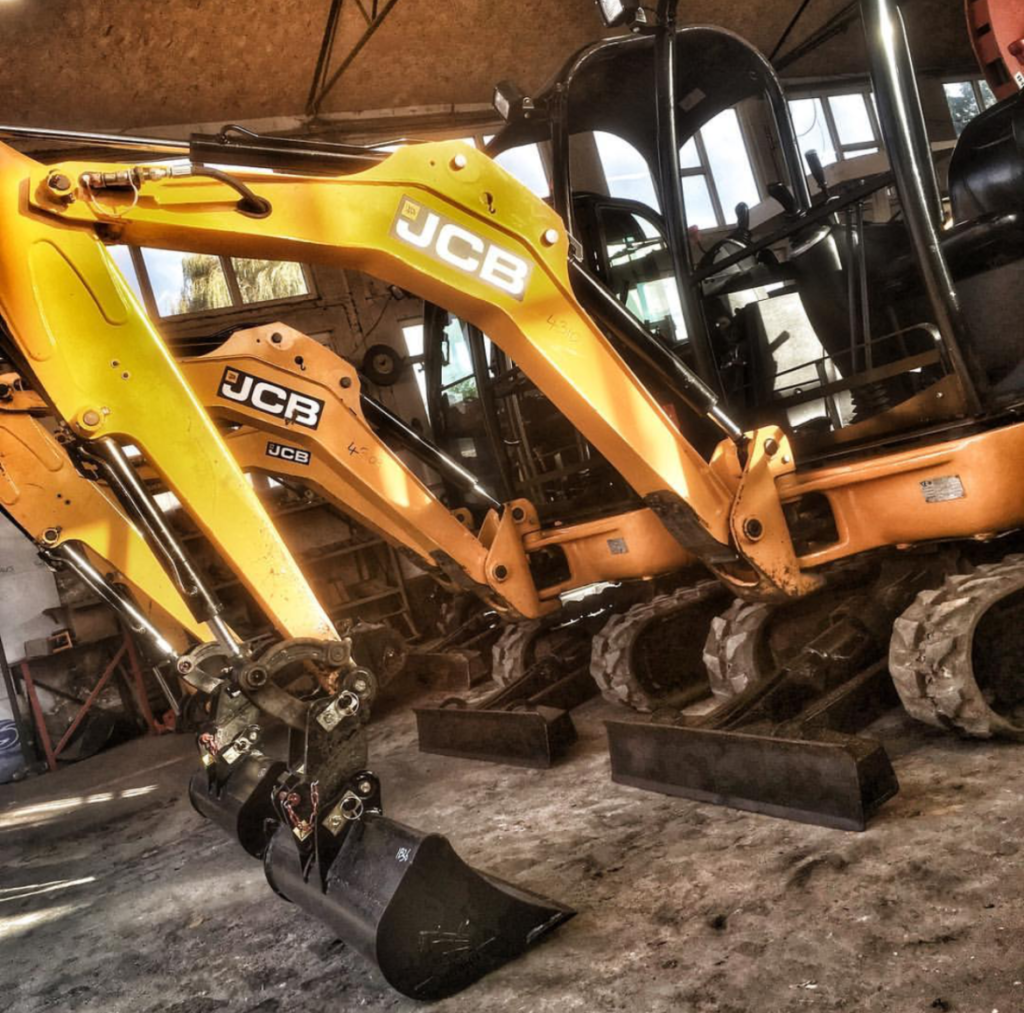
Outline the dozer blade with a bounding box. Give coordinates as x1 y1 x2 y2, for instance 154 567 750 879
264 813 574 1000
414 704 577 768
188 753 286 858
415 652 596 768
605 721 898 831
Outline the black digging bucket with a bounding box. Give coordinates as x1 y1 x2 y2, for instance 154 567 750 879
188 753 286 858
263 813 575 1000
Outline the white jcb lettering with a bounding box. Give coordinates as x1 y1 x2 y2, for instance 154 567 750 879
220 373 253 403
285 394 322 428
267 442 311 464
251 381 287 414
395 211 439 249
480 246 530 298
436 223 484 272
391 196 533 301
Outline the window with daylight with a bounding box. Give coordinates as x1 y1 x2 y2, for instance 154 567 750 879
594 109 760 230
493 142 551 199
108 245 313 320
401 320 429 410
787 89 882 173
943 79 998 136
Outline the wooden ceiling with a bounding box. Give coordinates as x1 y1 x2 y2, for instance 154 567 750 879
0 0 977 133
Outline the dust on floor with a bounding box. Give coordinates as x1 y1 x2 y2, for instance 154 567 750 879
1 682 1022 1013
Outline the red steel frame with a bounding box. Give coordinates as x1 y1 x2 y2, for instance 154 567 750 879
19 630 168 772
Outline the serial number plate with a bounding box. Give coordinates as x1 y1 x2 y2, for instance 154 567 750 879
920 475 965 503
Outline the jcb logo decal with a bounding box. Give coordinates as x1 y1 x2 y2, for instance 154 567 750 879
266 441 311 465
390 196 532 301
218 368 324 430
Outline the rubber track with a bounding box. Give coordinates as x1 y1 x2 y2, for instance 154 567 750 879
490 620 544 688
702 598 775 701
889 554 1024 739
590 581 723 712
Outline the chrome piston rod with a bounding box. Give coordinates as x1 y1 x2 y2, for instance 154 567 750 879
45 541 179 661
83 437 241 658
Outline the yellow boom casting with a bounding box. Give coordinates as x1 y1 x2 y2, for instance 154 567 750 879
182 323 693 619
0 378 202 652
7 139 1024 614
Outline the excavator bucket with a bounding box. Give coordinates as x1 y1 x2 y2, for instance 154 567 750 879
263 813 574 1000
605 721 898 831
188 753 286 858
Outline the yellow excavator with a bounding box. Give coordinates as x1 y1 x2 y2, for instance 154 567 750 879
3 0 1024 994
1 317 706 687
1 314 710 762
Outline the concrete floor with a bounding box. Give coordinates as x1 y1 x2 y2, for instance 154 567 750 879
3 681 1023 1013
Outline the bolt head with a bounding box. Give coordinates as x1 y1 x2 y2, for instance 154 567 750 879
244 666 268 689
48 173 72 193
81 410 101 428
358 780 373 796
450 153 468 170
742 517 764 541
340 376 352 389
542 228 560 246
764 437 779 456
353 678 368 694
493 564 509 581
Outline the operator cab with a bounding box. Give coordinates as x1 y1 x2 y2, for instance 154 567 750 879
484 20 1024 462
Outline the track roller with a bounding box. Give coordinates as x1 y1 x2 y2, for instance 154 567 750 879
590 582 728 712
890 554 1024 738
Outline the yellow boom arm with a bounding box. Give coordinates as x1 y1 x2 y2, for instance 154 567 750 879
1 138 817 608
182 323 693 619
0 382 203 651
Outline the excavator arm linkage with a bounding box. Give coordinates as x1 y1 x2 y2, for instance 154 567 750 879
2 139 817 604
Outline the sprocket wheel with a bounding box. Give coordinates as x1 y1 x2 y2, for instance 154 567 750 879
889 554 1024 739
590 581 728 712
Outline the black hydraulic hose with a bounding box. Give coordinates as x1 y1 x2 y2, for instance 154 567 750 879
80 438 240 658
359 394 503 510
191 131 387 177
187 165 272 217
569 261 743 443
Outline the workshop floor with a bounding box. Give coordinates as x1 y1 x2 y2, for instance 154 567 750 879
2 679 1023 1013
